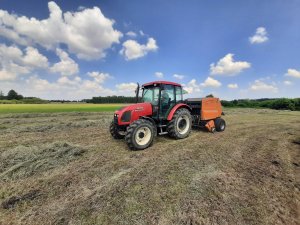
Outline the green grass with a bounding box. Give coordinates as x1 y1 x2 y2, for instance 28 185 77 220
0 104 125 113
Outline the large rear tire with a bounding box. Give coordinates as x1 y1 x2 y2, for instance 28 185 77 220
167 108 192 139
125 119 155 150
110 120 125 139
215 118 226 132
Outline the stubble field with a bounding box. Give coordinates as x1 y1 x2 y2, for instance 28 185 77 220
0 108 299 225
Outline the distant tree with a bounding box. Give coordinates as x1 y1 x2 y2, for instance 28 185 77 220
7 89 23 100
206 94 214 98
0 90 5 100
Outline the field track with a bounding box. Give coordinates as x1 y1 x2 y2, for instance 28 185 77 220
0 108 299 224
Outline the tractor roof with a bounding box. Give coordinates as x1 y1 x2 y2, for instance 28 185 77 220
142 80 182 87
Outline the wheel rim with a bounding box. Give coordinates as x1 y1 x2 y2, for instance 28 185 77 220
135 127 152 146
177 115 190 134
220 122 225 130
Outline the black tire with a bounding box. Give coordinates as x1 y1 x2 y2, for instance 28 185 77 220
167 108 192 139
110 120 125 139
215 118 226 132
125 119 155 150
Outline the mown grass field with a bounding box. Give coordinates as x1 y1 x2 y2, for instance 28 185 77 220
0 103 124 114
0 108 299 225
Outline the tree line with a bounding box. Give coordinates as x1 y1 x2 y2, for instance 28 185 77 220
84 96 138 104
0 89 47 104
221 98 300 111
1 89 299 111
0 89 24 100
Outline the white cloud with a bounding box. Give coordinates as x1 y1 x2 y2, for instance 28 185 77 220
227 83 238 89
173 74 185 80
23 47 49 68
183 79 201 94
87 71 112 84
210 53 251 76
249 27 269 44
0 70 16 81
0 44 49 80
139 30 145 36
283 80 292 85
0 1 123 60
201 77 222 87
120 38 158 60
57 76 82 85
155 72 164 78
22 72 115 99
126 31 137 38
50 49 79 76
285 68 300 78
116 82 137 92
250 80 278 92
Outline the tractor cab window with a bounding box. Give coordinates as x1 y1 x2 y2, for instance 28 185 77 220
160 85 176 118
142 86 159 105
175 86 183 103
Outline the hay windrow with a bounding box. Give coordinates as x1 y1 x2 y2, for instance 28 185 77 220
0 142 85 181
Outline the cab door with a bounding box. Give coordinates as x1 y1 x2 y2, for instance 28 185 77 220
159 84 176 119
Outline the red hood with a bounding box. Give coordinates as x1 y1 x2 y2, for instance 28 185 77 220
114 102 153 125
115 102 151 114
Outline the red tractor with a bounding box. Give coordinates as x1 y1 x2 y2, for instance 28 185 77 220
110 81 225 150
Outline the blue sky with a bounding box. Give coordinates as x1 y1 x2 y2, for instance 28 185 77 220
0 0 299 100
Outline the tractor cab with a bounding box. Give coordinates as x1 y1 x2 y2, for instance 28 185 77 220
140 81 183 119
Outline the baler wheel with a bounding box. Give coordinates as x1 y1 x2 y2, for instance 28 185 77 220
125 119 155 150
167 108 192 139
214 118 226 132
110 120 125 139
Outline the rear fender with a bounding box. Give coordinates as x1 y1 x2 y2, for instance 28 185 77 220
167 104 192 121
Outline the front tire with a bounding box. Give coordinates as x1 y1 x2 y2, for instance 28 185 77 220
125 119 155 150
110 121 125 139
167 108 192 139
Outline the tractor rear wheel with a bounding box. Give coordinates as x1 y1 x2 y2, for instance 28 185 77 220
167 108 192 139
215 118 226 132
110 120 125 139
125 119 155 150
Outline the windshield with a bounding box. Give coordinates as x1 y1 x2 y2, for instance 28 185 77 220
142 86 160 105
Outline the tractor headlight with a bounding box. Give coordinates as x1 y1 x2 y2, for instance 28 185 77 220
121 110 131 122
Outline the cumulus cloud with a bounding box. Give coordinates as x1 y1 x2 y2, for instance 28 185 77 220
0 44 48 80
173 74 185 80
87 71 112 84
285 68 300 78
0 1 123 60
50 49 79 76
183 79 201 94
120 38 158 60
155 72 164 78
249 27 269 44
283 80 292 85
210 53 251 76
126 31 137 38
201 77 222 87
227 83 238 89
115 82 137 92
250 80 278 92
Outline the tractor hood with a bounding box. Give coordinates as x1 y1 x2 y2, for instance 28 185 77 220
114 102 153 125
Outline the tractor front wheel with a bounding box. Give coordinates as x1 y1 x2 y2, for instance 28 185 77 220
110 121 125 139
167 108 192 139
125 119 155 150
